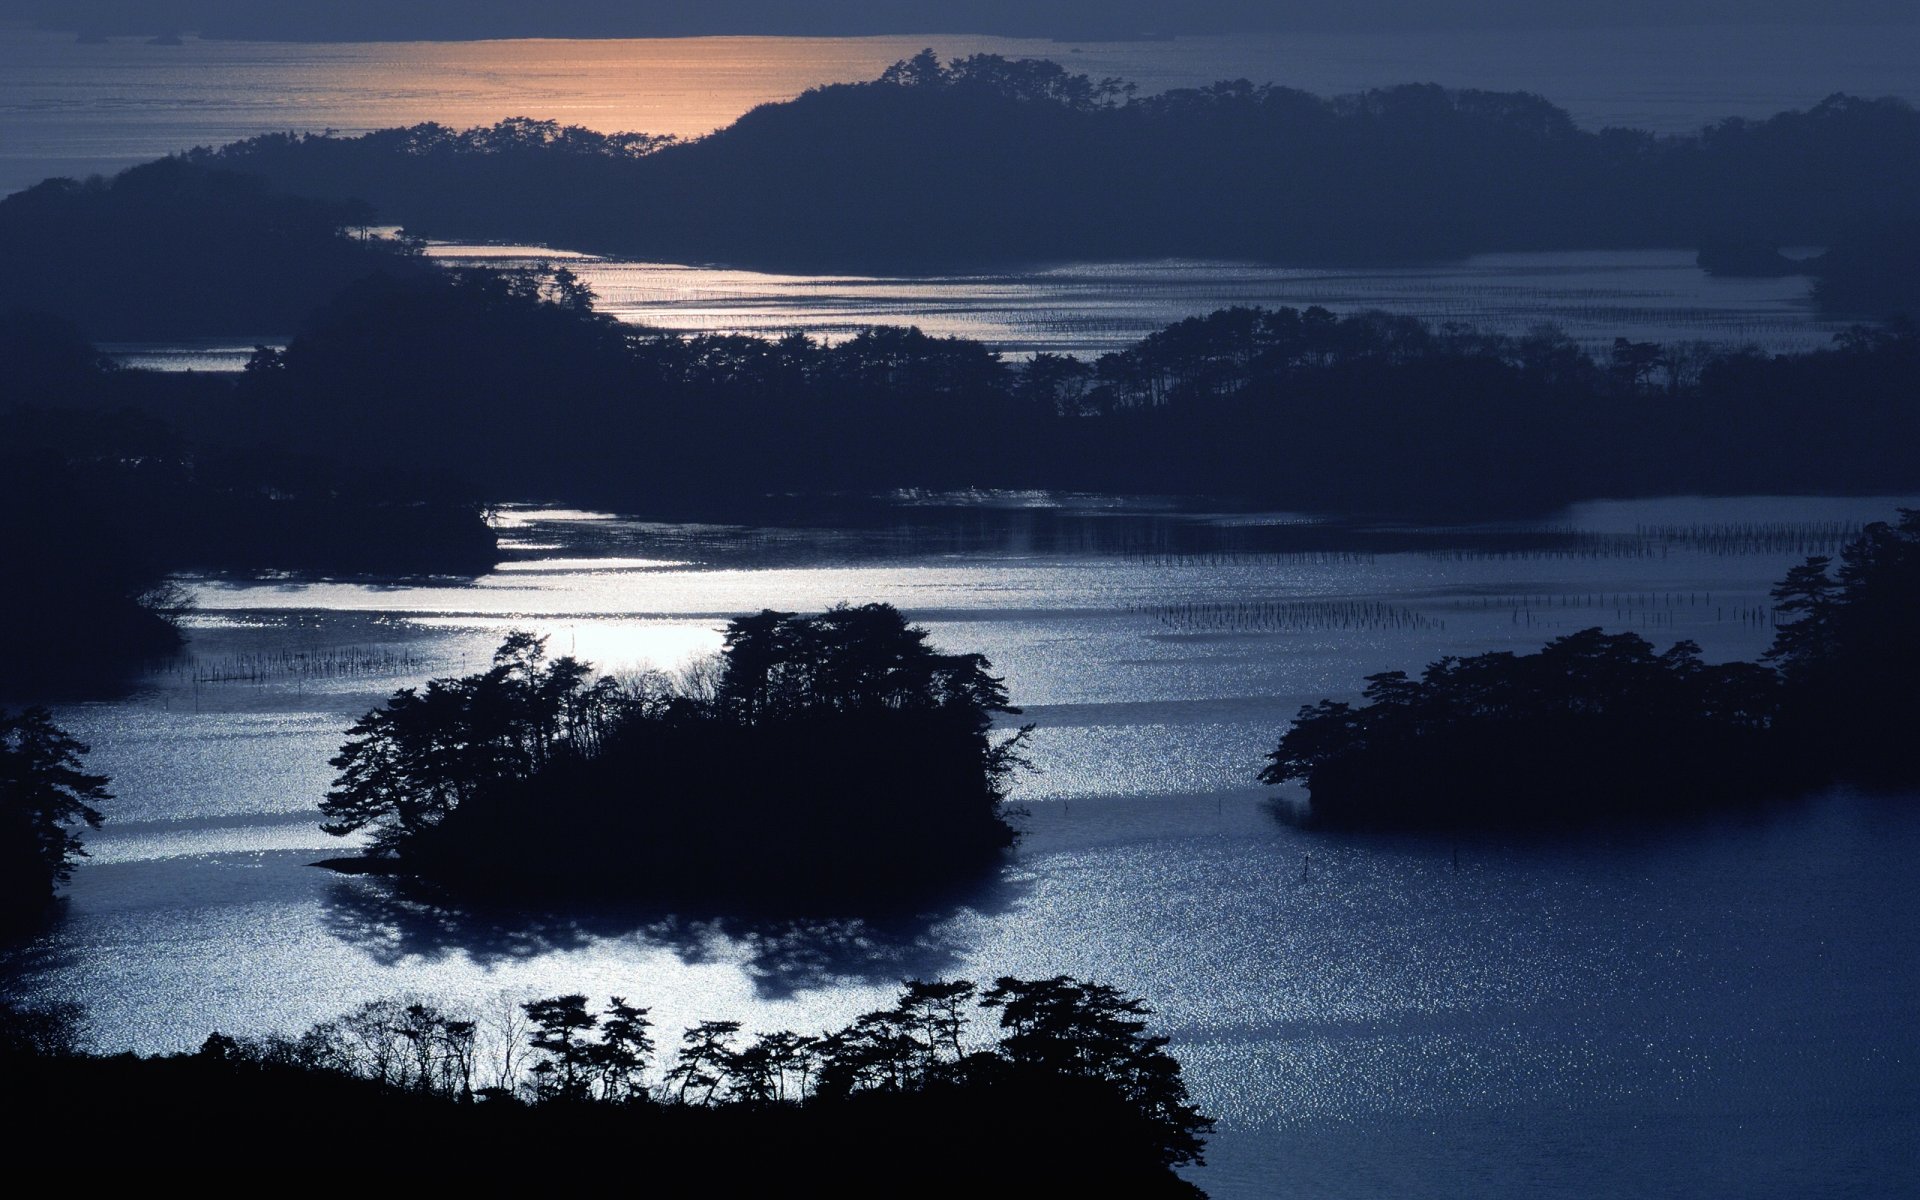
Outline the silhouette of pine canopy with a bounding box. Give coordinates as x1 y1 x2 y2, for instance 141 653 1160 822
1261 628 1790 827
1264 512 1920 826
3 974 1209 1194
320 605 1030 902
1 708 111 925
1765 509 1920 785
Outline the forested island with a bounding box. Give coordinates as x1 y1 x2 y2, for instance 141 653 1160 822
28 263 1913 518
180 54 1920 282
318 605 1030 904
0 975 1210 1192
1263 511 1920 827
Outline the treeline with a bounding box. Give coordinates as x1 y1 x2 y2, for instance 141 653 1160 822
228 268 1920 516
187 54 1920 274
318 606 1029 904
0 977 1209 1192
1264 511 1920 827
0 310 499 696
0 157 436 339
13 268 1920 524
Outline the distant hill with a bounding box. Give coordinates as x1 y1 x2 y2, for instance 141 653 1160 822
0 158 435 339
190 55 1920 273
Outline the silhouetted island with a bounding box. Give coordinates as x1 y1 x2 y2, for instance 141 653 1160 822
318 605 1031 904
11 256 1920 528
185 54 1920 273
215 266 1920 518
1261 628 1793 828
1 976 1209 1193
1263 510 1920 827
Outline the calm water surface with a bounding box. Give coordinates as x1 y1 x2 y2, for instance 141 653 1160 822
104 244 1843 371
3 493 1916 1197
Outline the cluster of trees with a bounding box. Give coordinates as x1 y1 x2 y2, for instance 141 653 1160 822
319 632 628 857
1260 629 1791 827
186 55 1920 273
1764 509 1920 786
2 977 1209 1193
1264 511 1920 827
234 269 1920 516
320 605 1030 902
0 709 110 927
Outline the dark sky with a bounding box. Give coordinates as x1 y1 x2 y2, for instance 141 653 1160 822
10 0 1917 40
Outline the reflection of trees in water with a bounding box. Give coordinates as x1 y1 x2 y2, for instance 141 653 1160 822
318 869 1028 999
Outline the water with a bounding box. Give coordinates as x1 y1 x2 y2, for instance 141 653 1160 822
107 244 1844 371
431 244 1846 358
4 493 1916 1197
5 22 1917 196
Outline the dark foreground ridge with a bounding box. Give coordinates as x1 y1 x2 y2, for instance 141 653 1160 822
1263 511 1920 827
0 977 1209 1193
318 605 1031 905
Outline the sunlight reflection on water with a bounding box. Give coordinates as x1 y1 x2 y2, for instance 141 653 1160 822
4 495 1917 1198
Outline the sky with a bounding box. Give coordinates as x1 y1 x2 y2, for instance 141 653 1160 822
9 0 1917 41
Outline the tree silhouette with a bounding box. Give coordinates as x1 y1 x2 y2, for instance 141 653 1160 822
1 708 110 923
977 976 1212 1169
321 634 623 856
589 996 655 1104
663 1020 742 1106
522 995 598 1102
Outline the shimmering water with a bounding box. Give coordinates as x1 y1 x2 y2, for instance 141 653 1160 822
5 23 1918 195
108 244 1844 371
431 245 1845 358
4 493 1916 1197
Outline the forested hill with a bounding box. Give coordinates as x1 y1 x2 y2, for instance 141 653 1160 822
0 158 436 339
190 53 1920 271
